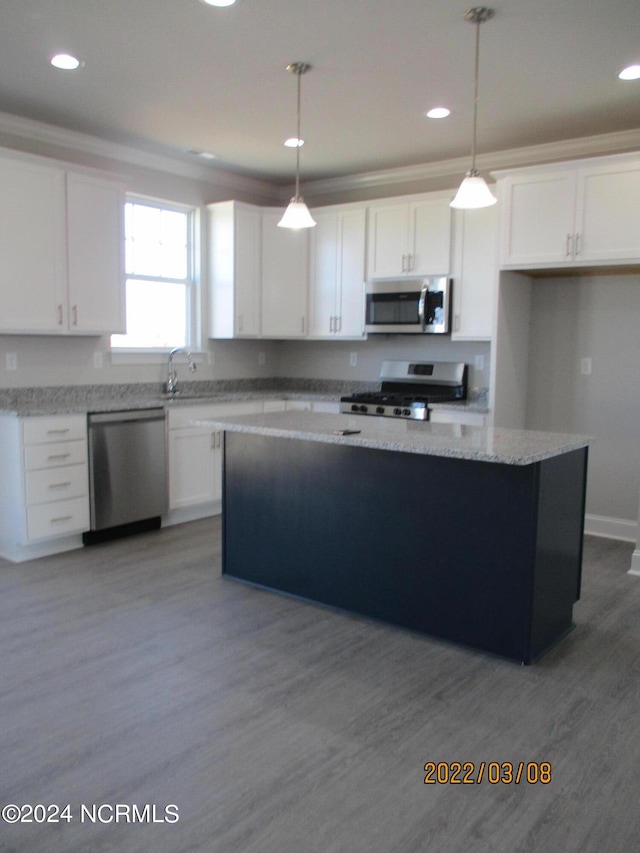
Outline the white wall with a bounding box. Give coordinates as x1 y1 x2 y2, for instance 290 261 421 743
526 273 640 528
274 337 490 391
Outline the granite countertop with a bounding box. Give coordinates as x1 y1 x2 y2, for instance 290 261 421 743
194 410 590 466
0 384 349 417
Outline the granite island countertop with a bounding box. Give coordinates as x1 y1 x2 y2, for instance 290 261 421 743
195 410 590 466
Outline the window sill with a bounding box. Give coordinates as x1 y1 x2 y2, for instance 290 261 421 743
110 349 206 366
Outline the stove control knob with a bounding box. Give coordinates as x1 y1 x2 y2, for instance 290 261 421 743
359 405 368 413
403 408 411 417
376 406 385 414
393 408 402 416
351 404 359 412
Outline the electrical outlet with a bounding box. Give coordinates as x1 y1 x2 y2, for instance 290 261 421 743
349 352 358 367
92 351 103 369
5 352 17 371
581 357 592 375
258 351 266 366
474 354 485 371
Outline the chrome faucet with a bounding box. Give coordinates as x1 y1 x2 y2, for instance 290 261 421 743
165 347 196 394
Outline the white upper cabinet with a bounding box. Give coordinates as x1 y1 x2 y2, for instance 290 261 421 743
208 200 261 338
451 204 498 341
496 154 640 269
367 193 452 279
260 209 309 338
0 149 125 335
66 171 125 334
0 155 67 333
309 204 366 339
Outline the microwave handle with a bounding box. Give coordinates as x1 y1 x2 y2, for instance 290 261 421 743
418 283 428 332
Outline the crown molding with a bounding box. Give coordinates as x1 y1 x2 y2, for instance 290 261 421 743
1 110 638 206
297 128 640 201
0 111 277 202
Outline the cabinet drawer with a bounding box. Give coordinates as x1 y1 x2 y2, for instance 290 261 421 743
168 402 259 429
24 439 88 471
262 399 287 413
25 463 88 506
23 415 87 445
26 496 89 541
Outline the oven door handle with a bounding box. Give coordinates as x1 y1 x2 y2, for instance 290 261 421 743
418 283 428 332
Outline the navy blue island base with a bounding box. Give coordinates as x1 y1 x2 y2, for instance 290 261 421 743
222 431 587 664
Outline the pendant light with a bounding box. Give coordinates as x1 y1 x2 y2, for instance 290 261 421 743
278 62 316 229
450 7 497 209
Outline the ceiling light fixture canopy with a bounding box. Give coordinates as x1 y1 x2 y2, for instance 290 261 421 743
450 7 497 210
278 62 316 229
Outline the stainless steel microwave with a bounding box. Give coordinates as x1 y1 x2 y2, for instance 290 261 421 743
365 276 450 334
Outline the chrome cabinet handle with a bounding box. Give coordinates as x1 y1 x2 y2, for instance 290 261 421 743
566 233 573 257
418 284 428 332
48 481 72 489
46 428 70 435
47 453 71 460
50 515 73 523
72 305 78 326
407 253 413 272
57 304 64 326
575 233 582 255
237 313 243 332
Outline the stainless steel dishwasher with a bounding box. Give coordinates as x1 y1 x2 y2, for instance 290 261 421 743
84 408 167 543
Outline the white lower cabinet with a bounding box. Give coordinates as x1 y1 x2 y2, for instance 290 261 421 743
0 414 90 562
166 402 260 521
429 408 487 427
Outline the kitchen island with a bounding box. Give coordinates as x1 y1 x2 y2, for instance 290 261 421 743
200 411 590 663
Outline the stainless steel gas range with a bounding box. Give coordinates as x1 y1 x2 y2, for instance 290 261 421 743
340 360 468 421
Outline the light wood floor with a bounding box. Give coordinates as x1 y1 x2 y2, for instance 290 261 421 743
0 520 638 852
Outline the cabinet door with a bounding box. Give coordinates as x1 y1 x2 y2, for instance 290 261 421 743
499 171 577 267
234 203 261 336
451 205 498 340
409 197 451 275
335 207 366 337
309 210 338 337
366 201 409 278
168 428 220 509
66 172 126 334
577 162 640 263
261 210 309 337
0 156 67 332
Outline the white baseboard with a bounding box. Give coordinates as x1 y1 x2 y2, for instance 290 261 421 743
629 550 640 577
584 513 638 543
162 502 222 527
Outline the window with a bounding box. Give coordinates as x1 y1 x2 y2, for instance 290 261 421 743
111 197 197 349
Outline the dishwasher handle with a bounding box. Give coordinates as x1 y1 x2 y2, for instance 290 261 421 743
88 408 166 426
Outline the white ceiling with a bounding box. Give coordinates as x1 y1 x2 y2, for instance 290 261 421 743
1 0 639 185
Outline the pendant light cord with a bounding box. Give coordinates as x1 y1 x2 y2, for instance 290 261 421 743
471 17 480 173
295 68 302 200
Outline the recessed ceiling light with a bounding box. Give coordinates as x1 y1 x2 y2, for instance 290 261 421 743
199 0 237 7
426 107 451 119
284 137 304 148
188 149 217 160
51 53 82 70
619 64 640 80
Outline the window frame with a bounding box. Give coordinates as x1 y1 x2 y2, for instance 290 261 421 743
110 193 201 355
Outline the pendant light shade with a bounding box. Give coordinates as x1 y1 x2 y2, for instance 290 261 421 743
450 8 497 210
278 62 316 229
450 170 497 209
